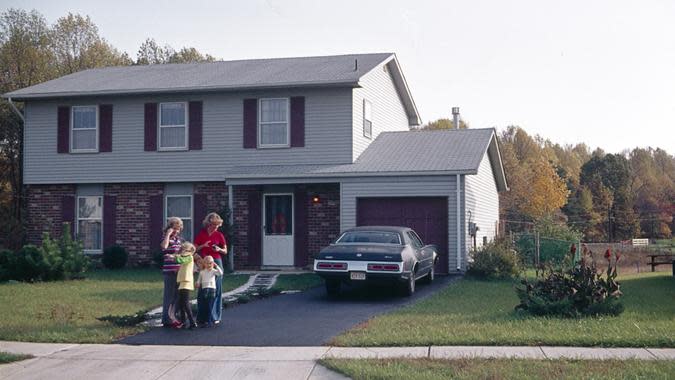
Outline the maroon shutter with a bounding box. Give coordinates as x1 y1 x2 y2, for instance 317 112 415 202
149 195 164 248
99 104 113 152
193 194 207 239
247 190 262 267
293 188 308 267
103 195 117 248
57 106 70 153
290 96 305 147
188 101 203 150
243 98 257 149
61 195 75 238
144 103 157 151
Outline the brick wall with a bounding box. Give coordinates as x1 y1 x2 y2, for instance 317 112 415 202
104 183 164 264
26 182 228 266
306 184 340 266
232 185 260 269
25 184 76 245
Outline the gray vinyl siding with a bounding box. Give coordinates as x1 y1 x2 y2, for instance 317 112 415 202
352 62 410 161
464 153 500 251
340 175 467 273
23 87 353 184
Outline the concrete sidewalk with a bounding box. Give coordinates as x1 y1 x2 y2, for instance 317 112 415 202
1 341 674 380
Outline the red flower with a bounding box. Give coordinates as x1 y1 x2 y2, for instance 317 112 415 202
570 244 577 255
604 248 612 261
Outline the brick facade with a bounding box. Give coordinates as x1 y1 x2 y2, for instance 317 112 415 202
26 184 77 245
305 184 341 266
25 182 229 266
231 183 340 270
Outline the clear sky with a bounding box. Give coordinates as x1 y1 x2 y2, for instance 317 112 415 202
7 0 675 153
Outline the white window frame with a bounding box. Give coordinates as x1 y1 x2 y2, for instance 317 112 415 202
70 105 99 153
76 195 103 254
258 97 290 148
165 194 193 241
363 99 372 139
158 102 188 151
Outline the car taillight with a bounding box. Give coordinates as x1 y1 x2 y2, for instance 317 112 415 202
367 263 400 271
317 262 347 270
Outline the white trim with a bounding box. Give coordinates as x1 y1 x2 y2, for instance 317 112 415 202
70 105 99 153
76 195 103 254
164 194 193 240
258 98 290 148
456 174 461 271
158 102 188 151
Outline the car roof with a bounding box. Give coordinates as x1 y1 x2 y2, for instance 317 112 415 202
343 226 411 233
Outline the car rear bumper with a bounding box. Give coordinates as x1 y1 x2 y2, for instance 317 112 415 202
313 259 410 283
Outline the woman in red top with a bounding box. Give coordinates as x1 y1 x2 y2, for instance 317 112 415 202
194 212 227 324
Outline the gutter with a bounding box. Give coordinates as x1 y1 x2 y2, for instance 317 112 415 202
7 97 24 122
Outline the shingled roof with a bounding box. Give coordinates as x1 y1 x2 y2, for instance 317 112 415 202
226 128 508 191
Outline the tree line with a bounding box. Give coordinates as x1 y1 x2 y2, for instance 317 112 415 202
1 8 673 248
0 8 216 248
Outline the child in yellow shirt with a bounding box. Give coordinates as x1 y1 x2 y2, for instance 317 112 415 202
175 242 198 329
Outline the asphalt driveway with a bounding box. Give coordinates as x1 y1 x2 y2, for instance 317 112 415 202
120 275 459 346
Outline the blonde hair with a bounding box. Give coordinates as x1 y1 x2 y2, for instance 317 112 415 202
203 212 223 227
164 217 183 233
179 242 196 255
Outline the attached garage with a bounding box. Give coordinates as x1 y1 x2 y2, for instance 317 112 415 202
356 197 449 274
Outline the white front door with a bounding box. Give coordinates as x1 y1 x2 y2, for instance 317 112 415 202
262 194 294 266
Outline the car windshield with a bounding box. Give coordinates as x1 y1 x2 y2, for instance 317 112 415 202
336 231 402 245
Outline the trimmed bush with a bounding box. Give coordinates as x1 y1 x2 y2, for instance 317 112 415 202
102 245 128 269
0 249 16 282
468 240 521 279
515 245 624 317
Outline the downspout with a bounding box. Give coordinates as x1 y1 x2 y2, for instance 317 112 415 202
228 184 234 272
8 97 25 122
456 174 461 271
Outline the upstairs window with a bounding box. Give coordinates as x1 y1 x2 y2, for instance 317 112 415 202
71 106 98 152
363 99 372 138
259 98 289 147
159 102 187 150
77 196 102 252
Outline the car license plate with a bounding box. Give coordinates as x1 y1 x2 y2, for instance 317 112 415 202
350 271 366 280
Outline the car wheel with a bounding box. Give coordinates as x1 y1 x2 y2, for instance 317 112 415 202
401 272 415 296
325 279 341 297
422 264 434 284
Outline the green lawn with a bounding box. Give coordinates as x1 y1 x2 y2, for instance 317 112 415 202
0 269 248 343
0 352 33 364
320 358 675 380
332 272 675 347
272 273 323 292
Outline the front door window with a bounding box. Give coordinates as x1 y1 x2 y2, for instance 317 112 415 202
265 195 292 235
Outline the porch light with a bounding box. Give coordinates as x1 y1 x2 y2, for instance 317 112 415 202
312 196 320 204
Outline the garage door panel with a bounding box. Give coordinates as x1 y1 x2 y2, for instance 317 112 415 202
357 197 449 274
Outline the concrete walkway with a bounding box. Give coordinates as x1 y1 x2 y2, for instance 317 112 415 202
1 341 673 380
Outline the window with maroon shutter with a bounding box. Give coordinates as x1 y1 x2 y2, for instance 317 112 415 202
243 98 257 149
149 195 164 246
188 101 203 150
144 103 158 151
61 195 75 238
99 104 113 152
290 96 305 147
57 106 70 153
193 194 207 239
103 195 117 248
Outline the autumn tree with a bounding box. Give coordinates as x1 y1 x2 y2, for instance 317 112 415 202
419 118 469 130
136 38 215 64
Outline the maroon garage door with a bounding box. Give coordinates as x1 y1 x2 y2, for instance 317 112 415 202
356 197 448 274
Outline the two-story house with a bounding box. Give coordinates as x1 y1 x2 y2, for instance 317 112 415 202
4 53 507 274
